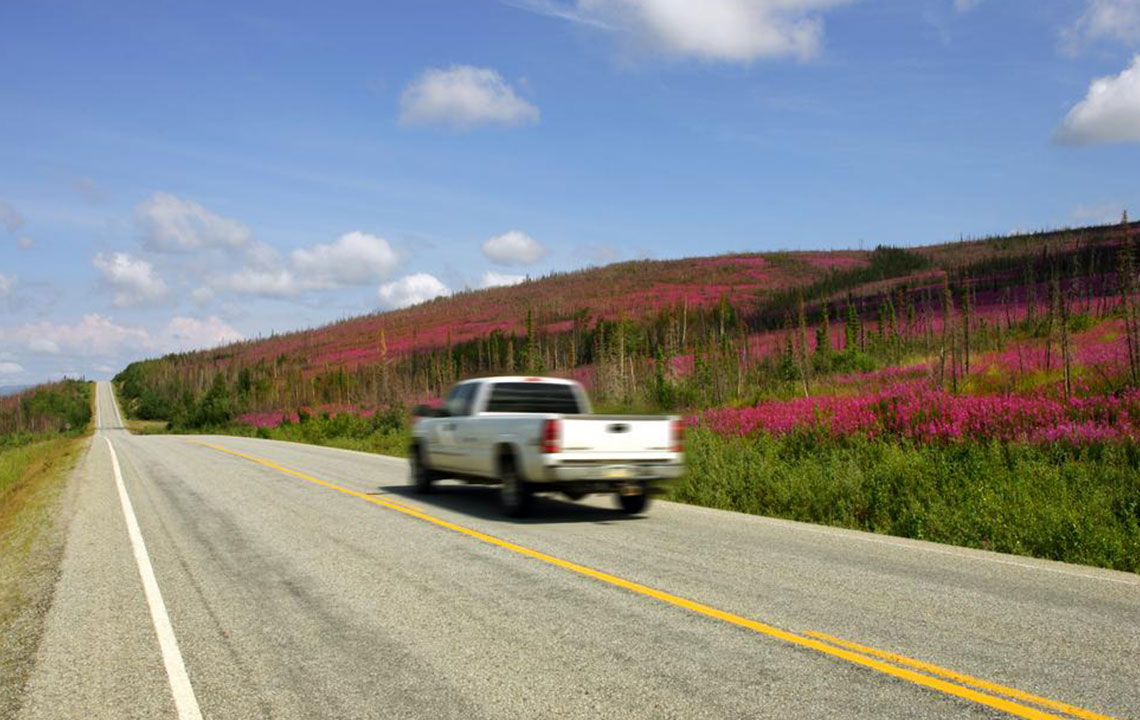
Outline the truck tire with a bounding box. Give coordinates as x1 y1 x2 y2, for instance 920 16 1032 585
500 456 532 518
617 491 649 515
410 446 435 494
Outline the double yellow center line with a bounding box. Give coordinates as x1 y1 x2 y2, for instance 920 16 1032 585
197 441 1117 720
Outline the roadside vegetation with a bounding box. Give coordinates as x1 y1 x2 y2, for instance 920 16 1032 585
113 218 1140 572
676 430 1140 572
0 380 93 717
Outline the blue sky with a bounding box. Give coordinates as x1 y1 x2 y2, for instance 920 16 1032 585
2 0 1139 384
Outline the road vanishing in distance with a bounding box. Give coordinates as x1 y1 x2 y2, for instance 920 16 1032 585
16 382 1140 719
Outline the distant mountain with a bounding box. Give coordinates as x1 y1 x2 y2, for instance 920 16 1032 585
0 385 32 397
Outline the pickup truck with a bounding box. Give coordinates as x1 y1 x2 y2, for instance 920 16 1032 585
409 376 683 517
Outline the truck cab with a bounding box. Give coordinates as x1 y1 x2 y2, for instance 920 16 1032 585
410 377 683 517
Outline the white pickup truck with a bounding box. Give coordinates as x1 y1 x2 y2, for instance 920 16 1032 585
409 376 684 517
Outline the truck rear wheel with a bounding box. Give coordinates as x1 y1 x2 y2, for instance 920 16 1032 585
617 491 649 515
410 446 435 494
500 457 532 518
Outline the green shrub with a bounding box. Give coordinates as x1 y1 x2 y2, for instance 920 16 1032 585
671 429 1140 573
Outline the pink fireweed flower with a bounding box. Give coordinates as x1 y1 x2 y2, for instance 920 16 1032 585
701 383 1140 445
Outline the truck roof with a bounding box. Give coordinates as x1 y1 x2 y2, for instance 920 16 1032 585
460 376 580 386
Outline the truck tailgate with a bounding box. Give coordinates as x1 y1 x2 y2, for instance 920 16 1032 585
559 415 674 454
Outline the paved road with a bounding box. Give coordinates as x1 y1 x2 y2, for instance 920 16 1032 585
15 382 1140 719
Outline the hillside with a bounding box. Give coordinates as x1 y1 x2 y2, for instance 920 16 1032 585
114 218 1140 570
207 249 870 371
116 218 1137 423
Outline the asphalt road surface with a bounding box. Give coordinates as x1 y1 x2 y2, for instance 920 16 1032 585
15 382 1140 719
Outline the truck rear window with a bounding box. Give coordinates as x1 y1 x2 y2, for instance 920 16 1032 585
485 383 583 414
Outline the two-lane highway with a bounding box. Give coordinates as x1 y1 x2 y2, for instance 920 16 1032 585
16 382 1140 718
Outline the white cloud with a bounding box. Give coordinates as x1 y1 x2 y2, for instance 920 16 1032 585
156 316 244 352
136 192 255 253
0 274 13 297
1065 0 1140 50
378 273 451 309
0 201 24 232
133 193 285 302
213 268 301 298
481 270 528 288
3 314 151 357
93 252 170 308
0 313 242 359
16 236 33 250
290 231 400 288
515 0 854 62
0 361 24 376
213 231 402 298
400 66 540 128
482 230 546 266
1056 56 1140 144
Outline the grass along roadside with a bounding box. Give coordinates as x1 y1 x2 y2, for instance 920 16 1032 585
0 434 89 717
671 428 1140 573
124 418 169 434
111 382 1140 574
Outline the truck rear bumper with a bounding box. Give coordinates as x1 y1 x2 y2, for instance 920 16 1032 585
542 462 684 484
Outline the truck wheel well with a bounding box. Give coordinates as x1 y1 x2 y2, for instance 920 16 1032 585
495 444 517 475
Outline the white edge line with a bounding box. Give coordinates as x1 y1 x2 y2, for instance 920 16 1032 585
107 382 125 428
105 437 204 720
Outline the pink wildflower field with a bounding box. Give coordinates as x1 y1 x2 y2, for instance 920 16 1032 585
701 382 1140 445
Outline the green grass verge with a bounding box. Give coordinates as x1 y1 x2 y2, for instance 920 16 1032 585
670 428 1140 573
119 390 1140 574
0 435 88 715
231 421 410 458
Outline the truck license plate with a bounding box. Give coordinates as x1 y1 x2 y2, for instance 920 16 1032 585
605 466 632 479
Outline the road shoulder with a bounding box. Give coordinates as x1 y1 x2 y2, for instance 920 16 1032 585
0 435 87 719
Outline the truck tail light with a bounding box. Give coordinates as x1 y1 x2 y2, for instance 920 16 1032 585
542 418 561 454
671 420 684 453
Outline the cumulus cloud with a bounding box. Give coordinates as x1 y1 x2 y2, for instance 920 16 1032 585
481 270 528 288
1065 0 1140 50
212 268 301 298
400 66 540 128
136 192 255 253
132 193 407 303
378 273 451 309
3 314 151 357
0 361 24 376
482 230 546 266
156 316 244 352
212 231 403 298
0 313 242 358
1056 56 1140 144
290 231 400 288
93 252 170 308
0 201 24 232
514 0 854 62
0 274 13 298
